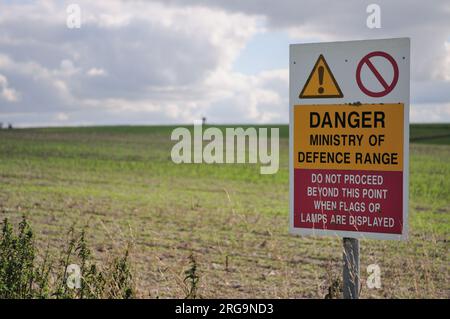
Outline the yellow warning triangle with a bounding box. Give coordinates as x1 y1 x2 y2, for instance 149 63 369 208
299 54 343 98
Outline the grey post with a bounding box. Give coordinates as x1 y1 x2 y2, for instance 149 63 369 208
343 237 360 299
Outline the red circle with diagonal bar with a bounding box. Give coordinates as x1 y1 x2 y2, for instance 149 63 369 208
356 51 399 97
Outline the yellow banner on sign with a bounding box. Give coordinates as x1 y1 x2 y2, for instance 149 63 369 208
293 104 404 171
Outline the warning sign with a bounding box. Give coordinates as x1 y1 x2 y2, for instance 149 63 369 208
289 38 410 241
299 55 343 98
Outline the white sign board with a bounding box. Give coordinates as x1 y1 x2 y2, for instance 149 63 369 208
289 38 410 240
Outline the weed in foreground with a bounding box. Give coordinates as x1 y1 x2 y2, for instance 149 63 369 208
183 253 200 299
0 216 134 299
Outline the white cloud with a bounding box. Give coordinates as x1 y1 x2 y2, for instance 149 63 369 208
0 0 448 126
55 112 69 121
59 59 80 76
87 68 106 77
0 0 269 125
411 103 450 123
203 68 288 123
0 74 19 102
438 41 450 82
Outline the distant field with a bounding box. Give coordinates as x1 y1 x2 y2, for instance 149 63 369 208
0 123 448 298
409 124 450 145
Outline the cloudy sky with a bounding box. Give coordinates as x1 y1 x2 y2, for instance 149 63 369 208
0 0 449 127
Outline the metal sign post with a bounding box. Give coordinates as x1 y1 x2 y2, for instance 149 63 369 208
343 237 360 299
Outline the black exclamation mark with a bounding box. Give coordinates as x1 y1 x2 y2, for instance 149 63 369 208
318 66 324 94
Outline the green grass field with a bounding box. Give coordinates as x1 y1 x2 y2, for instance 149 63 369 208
0 124 449 298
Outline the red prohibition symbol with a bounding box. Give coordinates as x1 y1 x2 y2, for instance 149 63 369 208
356 51 399 97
